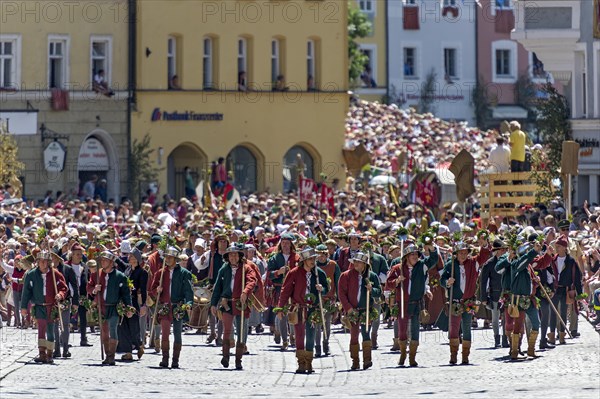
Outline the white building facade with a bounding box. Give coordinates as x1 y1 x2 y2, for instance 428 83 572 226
387 0 478 124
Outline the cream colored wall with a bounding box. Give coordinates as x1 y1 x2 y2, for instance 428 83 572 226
1 0 128 89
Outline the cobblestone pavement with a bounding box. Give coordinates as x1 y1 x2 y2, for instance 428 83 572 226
1 317 598 399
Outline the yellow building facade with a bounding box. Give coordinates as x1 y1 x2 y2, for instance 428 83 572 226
133 0 349 198
353 0 388 102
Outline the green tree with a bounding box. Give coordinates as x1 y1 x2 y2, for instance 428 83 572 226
536 83 571 180
418 69 437 114
472 76 491 129
348 2 372 86
128 133 163 207
0 121 25 196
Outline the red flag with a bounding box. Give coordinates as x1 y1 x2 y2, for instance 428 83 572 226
298 176 316 202
318 184 335 216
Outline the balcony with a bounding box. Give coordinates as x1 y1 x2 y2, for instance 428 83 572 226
511 0 580 84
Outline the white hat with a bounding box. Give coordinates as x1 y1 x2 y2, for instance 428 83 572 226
194 238 206 248
120 240 132 254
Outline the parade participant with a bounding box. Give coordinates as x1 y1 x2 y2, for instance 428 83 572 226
337 232 362 273
51 249 79 358
205 232 229 345
277 247 329 373
548 236 583 345
146 234 164 352
20 251 68 364
244 244 266 335
440 242 480 365
10 255 27 329
149 246 194 368
338 252 382 370
495 244 519 351
266 233 299 351
386 242 438 367
118 248 148 361
363 242 389 349
210 243 258 370
479 239 509 348
508 236 545 359
88 251 134 366
313 244 340 357
67 243 92 346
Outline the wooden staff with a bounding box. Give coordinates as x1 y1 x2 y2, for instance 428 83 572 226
529 266 573 339
317 279 328 346
238 260 246 346
49 259 64 335
447 254 455 340
96 258 104 360
400 239 405 319
150 230 172 341
366 279 371 331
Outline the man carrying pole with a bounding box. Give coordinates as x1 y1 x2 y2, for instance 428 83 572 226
386 242 438 367
277 247 329 374
338 252 381 370
88 251 133 366
20 251 68 364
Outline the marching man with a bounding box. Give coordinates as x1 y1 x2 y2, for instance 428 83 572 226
314 244 341 357
210 243 257 370
338 252 382 370
20 251 68 364
277 247 329 374
88 251 133 366
149 246 194 369
386 242 438 367
440 242 479 365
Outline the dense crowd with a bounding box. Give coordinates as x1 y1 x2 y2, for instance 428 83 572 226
0 178 599 371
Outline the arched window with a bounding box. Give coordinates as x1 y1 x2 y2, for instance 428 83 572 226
227 145 257 194
283 146 314 192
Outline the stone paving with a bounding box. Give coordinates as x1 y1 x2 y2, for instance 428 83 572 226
1 317 599 398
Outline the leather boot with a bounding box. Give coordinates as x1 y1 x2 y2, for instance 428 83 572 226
461 341 471 365
501 334 509 348
527 331 539 357
306 351 314 374
46 349 55 364
295 350 307 374
290 334 296 348
323 340 330 356
398 340 408 366
221 340 230 368
547 332 556 345
107 339 118 366
371 331 378 350
206 332 216 344
101 338 110 364
391 338 400 352
449 338 460 365
154 338 161 354
172 343 182 368
362 341 373 370
559 332 566 344
34 340 47 363
350 344 360 370
409 341 419 367
511 334 520 360
235 343 244 370
494 335 500 348
315 345 322 358
159 340 170 368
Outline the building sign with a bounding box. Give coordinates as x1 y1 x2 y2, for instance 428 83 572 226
150 108 224 122
43 141 67 172
0 112 38 135
406 94 465 101
78 138 109 171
